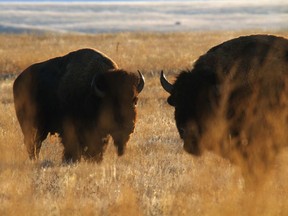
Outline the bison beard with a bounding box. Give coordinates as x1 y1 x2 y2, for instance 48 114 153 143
161 34 288 181
13 48 144 163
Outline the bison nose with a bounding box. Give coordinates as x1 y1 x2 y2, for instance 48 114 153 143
183 131 201 156
120 125 134 135
184 141 201 156
127 122 135 133
130 126 135 134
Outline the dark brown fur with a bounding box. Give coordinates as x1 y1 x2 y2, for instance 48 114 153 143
162 35 288 178
13 48 144 163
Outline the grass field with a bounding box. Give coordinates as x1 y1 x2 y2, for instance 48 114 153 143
1 31 288 215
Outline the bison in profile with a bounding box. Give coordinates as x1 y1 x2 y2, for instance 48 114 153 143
161 35 288 178
13 48 145 163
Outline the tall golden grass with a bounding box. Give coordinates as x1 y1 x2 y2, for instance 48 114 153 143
1 31 288 215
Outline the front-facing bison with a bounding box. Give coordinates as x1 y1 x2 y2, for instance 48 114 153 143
161 35 288 179
13 48 144 163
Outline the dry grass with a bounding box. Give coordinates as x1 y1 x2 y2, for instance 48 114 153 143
1 30 288 215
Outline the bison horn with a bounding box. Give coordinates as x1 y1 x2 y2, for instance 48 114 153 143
91 74 105 98
160 71 173 94
137 70 145 93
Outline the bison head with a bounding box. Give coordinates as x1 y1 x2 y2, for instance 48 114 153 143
91 70 144 156
160 70 218 156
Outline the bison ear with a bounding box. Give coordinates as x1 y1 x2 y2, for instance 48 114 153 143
91 74 106 98
167 96 175 106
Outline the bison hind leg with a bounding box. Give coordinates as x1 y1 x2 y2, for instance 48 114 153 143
23 128 48 160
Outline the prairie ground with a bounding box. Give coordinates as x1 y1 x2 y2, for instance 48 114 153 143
1 31 288 216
